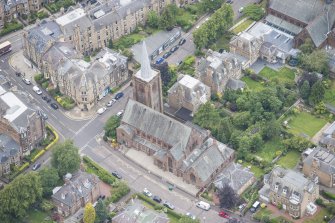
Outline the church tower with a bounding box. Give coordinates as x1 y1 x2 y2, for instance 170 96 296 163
133 41 163 113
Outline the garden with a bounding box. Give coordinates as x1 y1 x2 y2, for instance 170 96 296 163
0 20 23 37
277 151 301 169
232 19 254 34
45 0 75 13
241 76 266 91
324 80 335 107
258 67 296 86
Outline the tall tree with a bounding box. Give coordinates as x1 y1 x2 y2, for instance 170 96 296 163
299 80 311 100
95 200 108 223
84 202 96 223
51 140 81 177
159 5 177 30
0 172 42 223
299 38 315 54
217 184 239 209
309 80 325 105
147 10 160 28
300 49 329 74
39 167 60 197
200 0 224 12
243 4 265 21
104 115 121 139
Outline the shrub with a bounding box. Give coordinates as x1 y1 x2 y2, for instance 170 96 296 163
41 81 49 89
40 199 55 211
315 198 324 207
31 149 46 163
18 162 29 172
322 190 335 201
0 21 23 36
109 181 130 203
83 156 116 184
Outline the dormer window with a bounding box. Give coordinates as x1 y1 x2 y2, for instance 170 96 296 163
283 188 287 195
274 182 279 191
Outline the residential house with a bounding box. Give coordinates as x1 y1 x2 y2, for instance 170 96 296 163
319 121 335 151
303 147 335 188
0 134 20 176
167 74 210 114
52 171 101 217
197 50 245 94
113 199 169 223
265 0 335 48
214 162 255 195
259 167 319 218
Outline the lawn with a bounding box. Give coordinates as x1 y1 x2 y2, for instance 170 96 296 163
27 209 52 223
287 111 328 138
242 162 265 178
241 76 266 91
232 19 254 34
277 151 301 169
304 208 331 223
258 66 295 84
113 33 146 50
256 137 284 163
324 80 335 107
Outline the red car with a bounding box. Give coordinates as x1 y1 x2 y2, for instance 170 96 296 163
219 211 230 219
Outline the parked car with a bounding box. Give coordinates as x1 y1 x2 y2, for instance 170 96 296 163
42 95 49 101
219 211 230 219
163 201 175 210
39 110 48 120
155 57 164 65
226 0 233 3
196 201 210 211
15 72 21 77
112 171 122 179
179 38 186 45
170 46 179 53
97 107 107 114
22 78 31 85
143 188 152 197
163 52 172 59
32 163 41 170
33 86 42 95
238 7 244 13
153 196 162 203
238 203 247 212
106 99 117 107
116 110 124 117
50 103 59 110
46 98 51 103
250 201 260 213
186 212 196 220
115 92 124 100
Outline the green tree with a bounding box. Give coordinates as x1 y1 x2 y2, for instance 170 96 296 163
299 38 315 54
39 167 60 197
262 119 281 140
314 101 327 114
0 172 42 223
300 49 329 74
159 5 177 30
178 216 200 223
200 0 224 12
243 4 265 21
147 10 159 28
95 199 108 223
283 136 312 152
84 202 96 223
51 140 81 177
299 80 311 100
104 115 121 139
309 80 325 105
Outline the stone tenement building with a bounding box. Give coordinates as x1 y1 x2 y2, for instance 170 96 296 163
319 121 335 151
0 86 46 176
265 0 335 48
303 147 335 188
259 167 319 218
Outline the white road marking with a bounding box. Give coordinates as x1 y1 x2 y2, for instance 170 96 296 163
73 114 98 137
51 113 57 119
3 70 8 74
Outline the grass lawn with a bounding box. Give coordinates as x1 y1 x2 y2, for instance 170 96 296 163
256 138 284 163
288 111 328 138
242 162 265 178
27 209 52 223
113 33 146 49
258 67 295 84
232 19 254 34
324 80 335 107
304 208 331 223
241 76 266 91
277 151 301 169
254 208 272 220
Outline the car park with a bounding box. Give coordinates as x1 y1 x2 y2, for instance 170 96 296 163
219 211 230 219
153 196 162 203
97 107 107 114
170 46 179 53
178 38 186 45
33 86 42 95
106 99 116 107
163 52 172 59
196 201 210 211
115 92 124 100
22 78 31 85
155 57 164 65
116 110 124 117
143 188 152 197
163 201 175 210
50 103 59 110
32 163 41 170
112 171 122 179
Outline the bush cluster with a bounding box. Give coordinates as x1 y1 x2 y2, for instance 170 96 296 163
0 21 23 36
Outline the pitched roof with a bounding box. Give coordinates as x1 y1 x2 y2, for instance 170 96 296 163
0 134 20 164
303 147 335 174
122 99 192 151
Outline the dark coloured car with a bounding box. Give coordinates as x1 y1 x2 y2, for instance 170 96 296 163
226 0 233 3
170 46 179 53
153 196 162 203
50 103 59 110
46 98 51 103
155 57 164 65
32 163 41 171
42 95 48 100
115 92 124 100
178 38 186 45
163 52 172 59
112 171 122 179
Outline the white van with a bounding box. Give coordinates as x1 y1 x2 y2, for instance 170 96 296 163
33 86 42 95
250 201 260 213
196 201 210 211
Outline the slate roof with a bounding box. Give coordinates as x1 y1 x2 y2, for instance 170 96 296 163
265 15 303 35
226 78 245 90
303 147 335 174
0 134 20 164
122 99 192 152
52 171 100 207
214 162 255 193
182 138 234 182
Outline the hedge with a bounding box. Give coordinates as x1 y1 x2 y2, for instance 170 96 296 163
322 190 335 201
83 156 117 184
44 125 59 151
31 149 46 163
109 181 130 203
18 162 29 172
